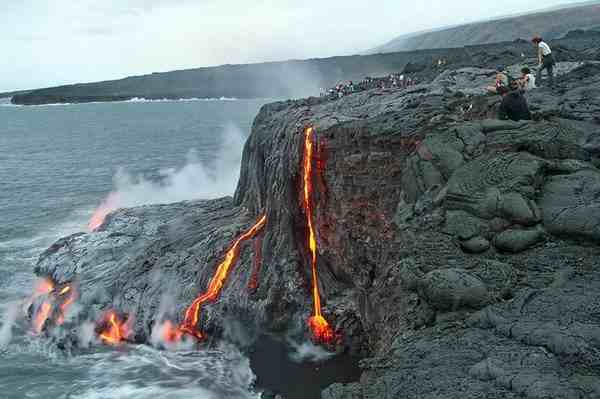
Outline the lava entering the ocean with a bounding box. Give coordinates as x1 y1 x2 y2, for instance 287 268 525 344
301 127 335 344
88 192 120 232
177 214 268 339
29 279 77 333
33 302 52 334
30 279 55 333
98 310 131 345
56 286 77 325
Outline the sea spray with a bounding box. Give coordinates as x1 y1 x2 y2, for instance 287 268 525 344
0 302 20 348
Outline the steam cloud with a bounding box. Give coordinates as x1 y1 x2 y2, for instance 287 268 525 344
0 302 20 348
89 123 246 230
287 337 335 363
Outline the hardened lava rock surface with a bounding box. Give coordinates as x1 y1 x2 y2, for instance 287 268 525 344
37 34 600 398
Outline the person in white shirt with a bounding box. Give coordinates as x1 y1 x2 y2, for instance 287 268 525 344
532 36 555 87
519 67 537 91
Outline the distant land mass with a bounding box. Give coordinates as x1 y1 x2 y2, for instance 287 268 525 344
5 1 600 105
4 49 482 105
370 1 600 53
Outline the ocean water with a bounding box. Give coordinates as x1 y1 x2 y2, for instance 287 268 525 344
0 99 267 398
0 99 361 399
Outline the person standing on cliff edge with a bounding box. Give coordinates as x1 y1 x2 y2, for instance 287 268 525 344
532 36 555 87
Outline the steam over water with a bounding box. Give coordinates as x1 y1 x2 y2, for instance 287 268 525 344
0 100 266 398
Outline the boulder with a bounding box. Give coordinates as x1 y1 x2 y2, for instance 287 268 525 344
460 236 491 253
418 268 490 311
446 153 545 220
541 170 600 242
321 383 362 399
493 227 545 253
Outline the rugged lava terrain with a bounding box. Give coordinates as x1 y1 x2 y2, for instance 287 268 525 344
35 34 600 398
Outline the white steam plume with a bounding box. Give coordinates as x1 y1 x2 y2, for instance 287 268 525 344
287 338 335 363
0 302 20 348
77 321 96 349
88 123 246 230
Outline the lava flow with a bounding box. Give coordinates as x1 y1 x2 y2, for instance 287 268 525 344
88 192 120 232
301 126 335 344
98 311 130 345
177 214 268 340
32 278 55 299
56 286 77 325
160 320 185 343
29 279 77 333
30 278 55 334
33 302 53 334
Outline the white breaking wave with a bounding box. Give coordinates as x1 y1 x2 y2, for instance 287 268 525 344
68 385 219 399
126 97 239 103
0 97 244 108
69 344 259 399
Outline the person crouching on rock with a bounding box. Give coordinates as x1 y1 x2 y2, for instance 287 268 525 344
487 66 509 94
518 67 536 91
532 36 555 87
497 85 532 122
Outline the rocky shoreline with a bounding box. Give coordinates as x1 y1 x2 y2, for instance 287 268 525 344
33 33 600 398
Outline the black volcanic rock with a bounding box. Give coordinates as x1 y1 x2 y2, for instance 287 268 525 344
35 35 600 398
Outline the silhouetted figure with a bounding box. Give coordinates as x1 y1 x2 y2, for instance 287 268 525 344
497 86 532 121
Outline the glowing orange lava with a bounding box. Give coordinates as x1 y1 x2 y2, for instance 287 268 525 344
301 127 335 344
33 302 52 334
99 311 130 345
29 278 55 334
33 278 55 298
56 286 76 325
161 320 185 343
88 192 120 232
178 214 268 339
247 235 263 292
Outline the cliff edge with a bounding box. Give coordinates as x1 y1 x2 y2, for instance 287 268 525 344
34 40 600 398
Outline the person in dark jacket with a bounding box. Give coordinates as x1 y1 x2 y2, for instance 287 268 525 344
497 86 532 121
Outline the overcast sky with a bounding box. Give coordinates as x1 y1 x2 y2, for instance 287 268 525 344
0 0 585 91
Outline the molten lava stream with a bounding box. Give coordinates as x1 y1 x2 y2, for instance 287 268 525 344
32 278 54 299
178 214 267 339
30 278 55 334
88 192 120 232
33 302 53 334
301 126 335 344
99 311 130 345
56 286 76 325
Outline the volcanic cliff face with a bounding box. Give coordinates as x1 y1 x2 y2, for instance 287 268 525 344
34 42 600 397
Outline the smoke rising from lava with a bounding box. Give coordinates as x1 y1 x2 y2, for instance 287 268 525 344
287 338 335 363
0 302 19 348
89 123 246 231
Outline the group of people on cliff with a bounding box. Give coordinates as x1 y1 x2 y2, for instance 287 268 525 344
321 73 418 99
320 36 556 123
489 36 556 122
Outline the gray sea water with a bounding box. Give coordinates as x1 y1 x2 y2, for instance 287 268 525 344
0 99 267 399
0 98 362 399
